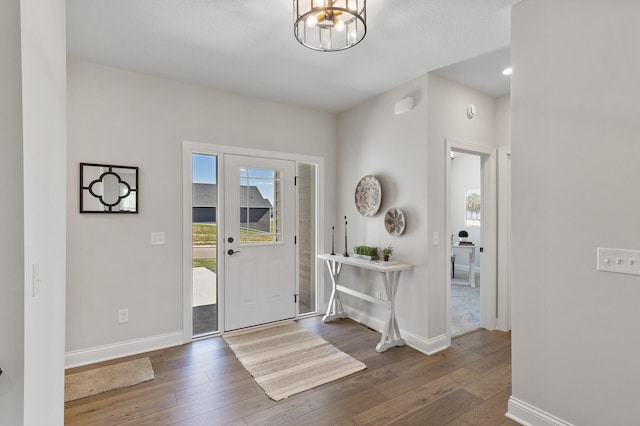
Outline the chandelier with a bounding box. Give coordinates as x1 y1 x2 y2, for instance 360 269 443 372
294 0 367 52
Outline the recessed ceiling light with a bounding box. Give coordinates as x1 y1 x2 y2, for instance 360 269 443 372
502 67 513 76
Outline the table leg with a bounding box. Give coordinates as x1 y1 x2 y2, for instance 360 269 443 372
469 249 476 287
376 270 406 352
322 259 348 322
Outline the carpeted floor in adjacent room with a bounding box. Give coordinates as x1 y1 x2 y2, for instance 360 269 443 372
451 269 481 336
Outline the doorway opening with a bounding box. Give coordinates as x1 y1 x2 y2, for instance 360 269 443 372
445 138 498 339
183 142 324 340
449 151 481 336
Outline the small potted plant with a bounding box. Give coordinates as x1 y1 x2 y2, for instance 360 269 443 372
353 245 379 261
458 230 469 243
382 244 393 261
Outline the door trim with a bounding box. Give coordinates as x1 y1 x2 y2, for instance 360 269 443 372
445 138 498 337
497 146 511 331
182 141 325 342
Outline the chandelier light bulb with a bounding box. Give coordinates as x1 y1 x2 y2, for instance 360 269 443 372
307 15 318 27
335 19 345 32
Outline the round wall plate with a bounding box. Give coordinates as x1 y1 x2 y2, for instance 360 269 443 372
384 207 406 236
355 175 382 216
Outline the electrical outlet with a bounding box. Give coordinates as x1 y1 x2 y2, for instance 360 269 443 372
118 309 129 323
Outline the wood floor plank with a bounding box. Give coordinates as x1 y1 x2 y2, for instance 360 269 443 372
242 361 398 425
463 365 511 401
65 316 514 426
389 389 483 426
455 387 513 426
351 368 482 426
464 344 511 377
375 348 484 399
281 388 388 426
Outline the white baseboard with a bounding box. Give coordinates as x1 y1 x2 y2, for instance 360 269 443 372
406 330 449 355
65 331 184 369
507 397 575 426
341 307 449 355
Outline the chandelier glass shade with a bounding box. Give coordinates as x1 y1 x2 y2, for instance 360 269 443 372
294 0 367 52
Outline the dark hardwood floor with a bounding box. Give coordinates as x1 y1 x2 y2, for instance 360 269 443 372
65 316 516 425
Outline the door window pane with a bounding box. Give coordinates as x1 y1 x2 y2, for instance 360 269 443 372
192 154 218 336
239 168 282 245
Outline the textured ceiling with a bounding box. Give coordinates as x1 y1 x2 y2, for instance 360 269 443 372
66 0 518 112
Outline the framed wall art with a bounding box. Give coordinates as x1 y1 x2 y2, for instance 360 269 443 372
465 188 480 227
80 163 138 213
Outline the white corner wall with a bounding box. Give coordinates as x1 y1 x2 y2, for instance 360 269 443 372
336 75 432 350
334 71 501 353
21 0 68 423
495 95 511 148
427 74 498 338
0 0 68 423
509 1 640 424
0 1 25 423
66 61 336 361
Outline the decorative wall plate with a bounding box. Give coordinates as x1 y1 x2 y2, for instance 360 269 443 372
384 207 406 236
355 175 382 216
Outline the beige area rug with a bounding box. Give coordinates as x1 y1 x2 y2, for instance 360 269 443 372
223 321 366 401
64 357 155 402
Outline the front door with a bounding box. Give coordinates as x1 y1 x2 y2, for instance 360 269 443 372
223 154 296 331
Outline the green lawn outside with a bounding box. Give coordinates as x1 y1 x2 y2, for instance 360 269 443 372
193 258 217 270
193 222 277 245
193 223 216 246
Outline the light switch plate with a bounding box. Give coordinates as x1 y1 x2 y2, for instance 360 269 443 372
597 248 640 276
151 232 165 245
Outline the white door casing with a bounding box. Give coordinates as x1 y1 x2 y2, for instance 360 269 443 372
183 141 325 341
497 146 511 331
223 154 296 331
445 138 498 336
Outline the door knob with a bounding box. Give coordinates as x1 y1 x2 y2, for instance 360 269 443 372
227 249 240 255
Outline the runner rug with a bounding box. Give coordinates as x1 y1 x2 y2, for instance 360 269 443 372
223 321 366 401
64 357 155 402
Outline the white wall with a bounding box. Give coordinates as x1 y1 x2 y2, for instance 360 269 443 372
66 61 336 358
334 72 500 352
0 0 67 424
0 1 25 423
509 1 640 424
495 95 511 148
336 75 431 349
21 0 68 423
427 74 498 338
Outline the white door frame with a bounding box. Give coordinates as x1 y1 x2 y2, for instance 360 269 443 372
497 146 511 331
181 141 325 342
445 138 498 334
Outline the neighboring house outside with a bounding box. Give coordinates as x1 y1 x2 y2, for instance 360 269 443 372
192 183 272 232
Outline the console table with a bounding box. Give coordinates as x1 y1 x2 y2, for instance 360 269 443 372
451 244 476 287
318 254 413 352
